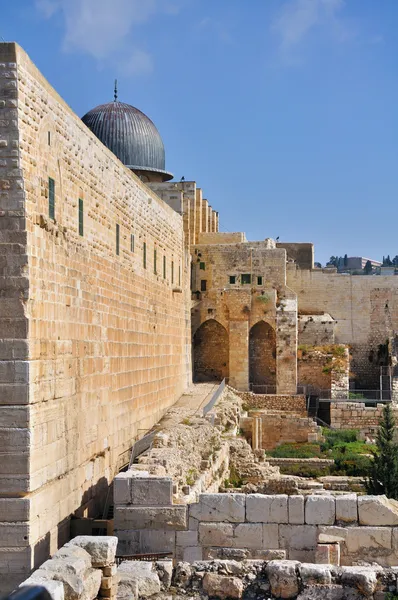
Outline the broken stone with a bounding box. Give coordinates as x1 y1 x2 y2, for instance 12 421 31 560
202 573 244 599
67 536 118 567
266 560 300 599
341 566 380 596
117 561 161 597
358 496 398 526
300 563 333 586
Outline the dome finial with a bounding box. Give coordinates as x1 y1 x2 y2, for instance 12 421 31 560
114 79 118 102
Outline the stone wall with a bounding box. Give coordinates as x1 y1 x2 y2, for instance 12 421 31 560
197 232 246 244
247 412 321 451
0 43 191 594
114 488 398 568
276 242 314 270
235 392 307 414
330 401 398 435
298 314 335 346
21 543 398 600
287 266 398 387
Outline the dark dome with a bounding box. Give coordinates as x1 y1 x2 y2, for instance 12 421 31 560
81 101 173 181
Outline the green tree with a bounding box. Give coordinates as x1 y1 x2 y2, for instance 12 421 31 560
364 260 372 275
392 255 398 266
344 254 348 267
383 255 393 266
365 404 398 499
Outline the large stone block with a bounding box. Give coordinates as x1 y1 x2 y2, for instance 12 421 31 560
263 524 280 549
118 561 161 597
267 560 300 599
199 523 234 547
335 494 357 523
246 494 288 523
305 496 335 525
233 523 262 549
279 525 317 551
114 471 173 506
67 536 118 567
203 573 244 600
288 496 304 525
299 563 332 586
114 505 187 531
190 493 245 523
140 530 176 554
176 530 198 547
340 566 379 596
345 527 392 553
358 496 398 526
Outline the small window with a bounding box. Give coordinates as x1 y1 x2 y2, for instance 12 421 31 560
154 249 157 274
241 274 251 284
48 177 55 220
171 261 174 284
78 198 84 236
48 131 51 146
179 265 181 286
163 255 166 279
257 276 263 286
199 262 205 270
116 224 120 256
229 275 236 284
201 280 207 292
131 233 135 252
143 242 147 269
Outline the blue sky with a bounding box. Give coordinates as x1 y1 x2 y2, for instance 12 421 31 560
1 0 397 265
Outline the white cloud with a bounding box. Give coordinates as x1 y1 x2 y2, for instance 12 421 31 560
35 0 181 74
272 0 347 59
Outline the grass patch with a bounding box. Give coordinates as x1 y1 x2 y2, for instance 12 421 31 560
267 442 322 459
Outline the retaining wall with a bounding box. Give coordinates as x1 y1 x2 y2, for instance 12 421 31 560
114 474 398 567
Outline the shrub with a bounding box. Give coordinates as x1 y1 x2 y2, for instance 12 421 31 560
279 464 330 478
267 442 322 459
321 428 358 450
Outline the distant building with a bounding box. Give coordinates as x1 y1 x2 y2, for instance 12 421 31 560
344 257 382 270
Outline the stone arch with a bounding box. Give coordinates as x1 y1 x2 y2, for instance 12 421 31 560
249 320 276 388
193 319 229 382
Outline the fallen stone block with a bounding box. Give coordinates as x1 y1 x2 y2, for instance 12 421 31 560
300 563 332 586
305 495 335 525
335 494 358 523
190 493 245 523
114 505 187 530
117 561 160 597
202 573 244 600
341 566 380 596
67 536 118 568
358 496 398 526
246 494 288 523
266 559 300 599
23 566 101 600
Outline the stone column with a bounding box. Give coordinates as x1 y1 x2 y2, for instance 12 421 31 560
201 199 209 234
276 293 298 394
229 320 249 390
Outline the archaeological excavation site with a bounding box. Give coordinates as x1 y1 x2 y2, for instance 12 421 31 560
1 41 398 600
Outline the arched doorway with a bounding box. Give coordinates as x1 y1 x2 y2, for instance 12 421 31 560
193 319 229 382
249 321 276 389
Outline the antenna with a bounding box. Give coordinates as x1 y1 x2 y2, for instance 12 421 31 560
114 79 118 102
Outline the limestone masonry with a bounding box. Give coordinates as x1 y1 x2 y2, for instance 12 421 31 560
2 41 398 595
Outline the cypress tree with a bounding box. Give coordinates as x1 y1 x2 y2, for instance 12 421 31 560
365 404 398 499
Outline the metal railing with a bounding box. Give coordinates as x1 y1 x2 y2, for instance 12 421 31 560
128 431 156 469
249 384 277 395
317 389 392 402
202 378 226 416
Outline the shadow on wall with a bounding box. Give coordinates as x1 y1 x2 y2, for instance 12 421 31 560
193 319 229 382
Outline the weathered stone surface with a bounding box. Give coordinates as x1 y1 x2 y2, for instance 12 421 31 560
246 494 288 523
155 559 173 589
305 496 335 525
297 585 344 600
24 566 101 600
114 505 187 530
173 561 193 587
140 529 176 554
263 524 280 549
318 526 348 545
233 523 263 549
176 530 198 547
279 525 317 551
67 536 117 567
288 495 304 524
335 494 358 523
341 566 379 596
118 561 161 597
300 563 332 586
116 572 139 600
190 493 245 523
345 527 392 553
267 560 300 599
358 495 398 526
199 523 234 547
202 573 244 599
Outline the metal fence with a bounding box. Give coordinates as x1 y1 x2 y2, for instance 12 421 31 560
249 384 277 394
